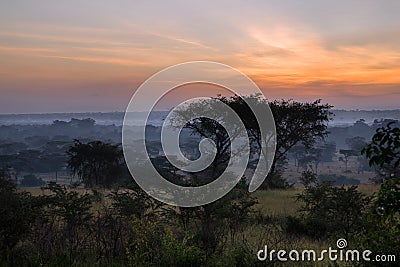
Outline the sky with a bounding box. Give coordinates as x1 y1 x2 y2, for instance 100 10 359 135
0 0 400 113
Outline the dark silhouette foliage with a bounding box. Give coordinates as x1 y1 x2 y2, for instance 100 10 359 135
67 139 124 188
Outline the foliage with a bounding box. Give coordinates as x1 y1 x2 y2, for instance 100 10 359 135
361 120 400 228
171 94 332 189
4 108 400 265
126 217 205 267
67 139 124 188
346 136 367 154
109 183 161 220
362 121 400 177
43 182 95 228
359 121 400 261
338 149 358 172
296 182 372 239
299 170 317 187
164 178 258 257
220 95 333 188
169 97 244 181
32 182 97 265
0 169 44 264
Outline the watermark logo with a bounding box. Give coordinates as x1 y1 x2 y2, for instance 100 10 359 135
257 238 396 263
336 238 347 249
122 61 276 207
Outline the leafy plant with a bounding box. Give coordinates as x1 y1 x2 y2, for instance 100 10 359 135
296 182 372 239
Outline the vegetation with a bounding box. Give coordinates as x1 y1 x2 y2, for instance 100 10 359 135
172 95 333 188
67 139 125 188
0 100 399 266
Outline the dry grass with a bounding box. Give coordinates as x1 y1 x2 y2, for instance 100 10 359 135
252 189 302 217
252 184 379 218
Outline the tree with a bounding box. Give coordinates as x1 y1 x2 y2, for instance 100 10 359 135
41 182 97 265
298 154 316 172
359 121 400 263
221 95 332 188
346 136 367 154
362 121 400 216
346 136 369 173
338 149 357 172
169 97 247 182
320 141 336 162
289 144 306 171
303 148 323 173
170 95 332 188
67 140 124 188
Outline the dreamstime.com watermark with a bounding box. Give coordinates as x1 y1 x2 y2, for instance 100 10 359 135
257 238 396 263
122 61 276 207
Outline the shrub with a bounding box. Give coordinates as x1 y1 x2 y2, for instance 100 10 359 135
296 183 372 239
127 217 205 266
0 169 44 264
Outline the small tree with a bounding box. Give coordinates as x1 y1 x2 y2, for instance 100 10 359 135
41 182 96 264
339 149 357 172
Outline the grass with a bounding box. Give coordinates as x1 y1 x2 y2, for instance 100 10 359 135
253 184 379 218
252 188 302 217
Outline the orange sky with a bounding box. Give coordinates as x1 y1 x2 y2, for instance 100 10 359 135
1 1 400 113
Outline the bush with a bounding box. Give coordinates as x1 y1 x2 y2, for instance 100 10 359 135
296 182 372 239
127 217 205 266
0 169 45 264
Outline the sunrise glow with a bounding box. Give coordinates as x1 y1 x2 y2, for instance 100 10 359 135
1 1 399 113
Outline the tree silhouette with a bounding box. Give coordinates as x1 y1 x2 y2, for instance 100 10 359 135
220 95 332 188
339 149 357 172
67 140 124 188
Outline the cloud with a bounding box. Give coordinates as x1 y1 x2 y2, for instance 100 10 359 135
41 55 151 66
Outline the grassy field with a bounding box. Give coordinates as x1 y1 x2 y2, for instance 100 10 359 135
253 184 378 217
22 183 380 214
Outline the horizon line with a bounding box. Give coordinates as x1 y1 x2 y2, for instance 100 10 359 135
1 108 400 116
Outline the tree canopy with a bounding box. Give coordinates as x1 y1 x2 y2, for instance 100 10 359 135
221 95 333 188
67 140 124 188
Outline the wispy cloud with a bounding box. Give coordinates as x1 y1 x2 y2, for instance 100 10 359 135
41 55 151 66
0 46 56 53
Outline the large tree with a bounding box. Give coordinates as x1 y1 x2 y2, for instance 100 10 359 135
170 94 332 188
222 95 332 188
169 97 247 182
67 140 124 188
